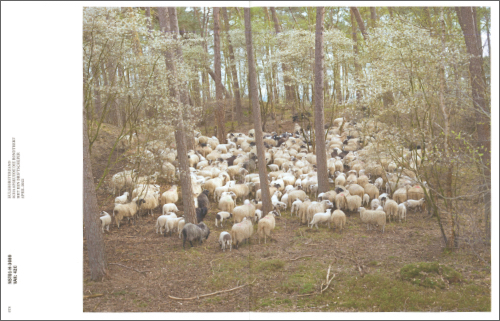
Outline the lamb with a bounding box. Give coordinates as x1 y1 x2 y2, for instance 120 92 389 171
384 199 399 222
370 199 381 210
291 199 302 216
161 185 178 205
230 217 254 248
257 211 280 244
177 218 186 238
114 192 129 204
363 193 370 206
330 210 346 233
162 203 179 215
233 200 256 223
358 207 386 233
397 203 407 222
254 209 263 222
165 216 184 237
404 198 425 212
113 199 145 228
218 231 232 252
309 209 332 229
99 211 112 233
306 200 333 223
215 211 233 227
181 222 211 249
155 213 177 234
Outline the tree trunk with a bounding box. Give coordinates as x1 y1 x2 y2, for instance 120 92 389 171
222 7 243 125
83 101 107 281
350 9 362 101
158 7 196 224
370 7 377 28
350 7 368 41
213 7 226 143
270 7 293 110
314 7 328 194
456 7 491 241
244 8 272 215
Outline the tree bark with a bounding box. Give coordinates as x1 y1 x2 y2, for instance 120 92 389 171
83 101 107 281
222 7 243 125
456 7 491 241
244 8 272 215
350 9 362 101
158 7 196 224
314 7 328 194
213 7 226 143
370 7 377 28
350 7 368 41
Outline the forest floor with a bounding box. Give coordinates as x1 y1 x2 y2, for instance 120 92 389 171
83 118 491 313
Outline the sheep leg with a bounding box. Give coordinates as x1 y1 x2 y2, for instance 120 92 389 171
190 241 194 248
107 225 110 232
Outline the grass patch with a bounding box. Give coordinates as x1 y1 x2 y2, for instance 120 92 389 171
400 262 463 289
259 259 286 271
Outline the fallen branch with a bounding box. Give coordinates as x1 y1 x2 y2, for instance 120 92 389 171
109 263 150 274
168 278 256 301
83 294 104 299
296 264 335 297
290 255 312 261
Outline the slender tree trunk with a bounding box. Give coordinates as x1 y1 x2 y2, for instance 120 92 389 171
350 7 368 41
158 7 196 224
439 9 455 248
244 8 272 215
83 101 107 281
213 7 226 142
388 7 393 18
370 7 377 28
314 7 328 194
456 7 491 241
350 10 362 101
222 7 243 125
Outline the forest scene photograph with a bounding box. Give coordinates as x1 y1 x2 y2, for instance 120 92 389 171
82 6 492 312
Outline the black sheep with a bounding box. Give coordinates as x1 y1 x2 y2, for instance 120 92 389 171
196 207 209 223
197 189 210 209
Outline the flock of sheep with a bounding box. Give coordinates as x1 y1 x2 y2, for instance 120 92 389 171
98 117 428 251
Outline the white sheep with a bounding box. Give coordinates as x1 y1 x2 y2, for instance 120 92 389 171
113 199 145 228
404 198 425 212
99 211 112 233
309 209 332 229
233 201 256 223
136 192 160 216
162 203 179 215
358 207 386 233
177 218 186 238
230 217 254 248
384 200 399 222
370 199 381 210
215 211 232 227
155 213 177 235
114 192 129 204
161 185 178 205
219 231 232 252
291 199 302 216
330 210 346 233
257 211 280 244
397 203 407 222
165 216 184 236
362 193 370 207
218 193 236 213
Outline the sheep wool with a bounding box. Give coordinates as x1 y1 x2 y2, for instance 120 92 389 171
257 211 278 244
215 211 232 227
330 210 346 233
99 211 112 233
358 207 386 233
230 217 254 248
181 222 210 249
219 231 232 252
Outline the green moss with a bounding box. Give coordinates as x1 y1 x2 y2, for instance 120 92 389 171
400 262 462 289
259 259 286 271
